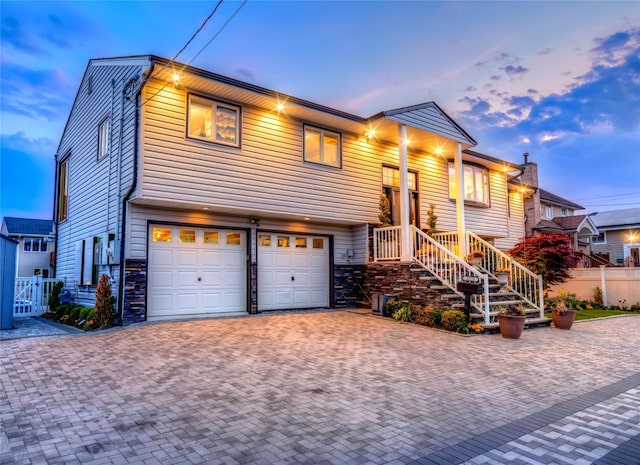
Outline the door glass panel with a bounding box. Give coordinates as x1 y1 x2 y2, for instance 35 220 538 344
259 234 271 247
295 237 307 248
204 231 219 244
226 232 241 245
392 190 401 225
153 228 171 242
277 236 290 247
312 238 324 249
179 230 196 243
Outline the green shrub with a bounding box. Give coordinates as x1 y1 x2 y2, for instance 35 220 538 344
591 286 604 306
82 308 96 331
69 306 84 325
79 307 92 322
48 281 64 314
441 310 469 333
392 304 413 322
385 298 404 317
56 303 71 320
429 310 443 327
412 305 434 326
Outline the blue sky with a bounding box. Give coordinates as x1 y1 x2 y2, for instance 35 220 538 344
1 1 639 220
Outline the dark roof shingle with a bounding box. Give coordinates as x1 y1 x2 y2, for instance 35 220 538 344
539 189 584 210
2 217 55 236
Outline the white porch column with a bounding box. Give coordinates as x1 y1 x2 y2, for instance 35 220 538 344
398 124 412 262
454 142 467 258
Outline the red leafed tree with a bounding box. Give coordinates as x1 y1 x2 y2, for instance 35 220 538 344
509 234 579 289
94 274 115 328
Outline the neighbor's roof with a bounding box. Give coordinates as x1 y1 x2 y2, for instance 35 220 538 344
533 214 598 234
590 207 640 229
2 217 55 236
539 189 584 210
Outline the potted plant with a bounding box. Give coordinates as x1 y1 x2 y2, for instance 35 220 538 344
497 304 527 339
551 290 577 330
467 250 485 267
494 268 510 293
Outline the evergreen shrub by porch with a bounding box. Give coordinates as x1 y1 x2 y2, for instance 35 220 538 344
441 310 468 333
48 281 64 314
429 310 443 327
69 306 83 325
94 274 115 329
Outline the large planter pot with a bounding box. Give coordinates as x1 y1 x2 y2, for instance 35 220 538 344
498 314 526 339
552 309 577 330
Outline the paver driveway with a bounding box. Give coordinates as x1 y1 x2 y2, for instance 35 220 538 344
1 311 639 465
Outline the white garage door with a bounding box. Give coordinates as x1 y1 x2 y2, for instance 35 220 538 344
147 225 246 319
258 233 329 311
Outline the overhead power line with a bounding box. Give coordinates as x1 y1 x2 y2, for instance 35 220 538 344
581 202 640 207
171 0 224 63
572 192 640 201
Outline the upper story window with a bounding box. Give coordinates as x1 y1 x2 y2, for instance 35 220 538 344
57 157 69 222
24 238 48 252
448 163 489 206
187 95 240 147
592 232 606 244
382 166 419 226
304 125 341 168
544 204 554 218
561 207 568 216
98 117 110 160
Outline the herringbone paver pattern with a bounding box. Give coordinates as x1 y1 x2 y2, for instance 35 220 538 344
1 311 639 464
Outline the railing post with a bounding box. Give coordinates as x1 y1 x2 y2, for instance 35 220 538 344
538 275 545 318
483 275 490 324
373 229 378 262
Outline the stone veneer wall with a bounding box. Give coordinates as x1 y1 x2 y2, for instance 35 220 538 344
363 262 455 311
122 259 146 325
333 264 366 307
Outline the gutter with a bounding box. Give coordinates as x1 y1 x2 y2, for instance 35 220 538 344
116 62 154 325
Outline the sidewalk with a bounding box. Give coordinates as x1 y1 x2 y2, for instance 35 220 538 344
0 317 82 340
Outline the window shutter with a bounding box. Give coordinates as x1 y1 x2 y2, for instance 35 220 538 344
74 240 84 285
83 237 93 285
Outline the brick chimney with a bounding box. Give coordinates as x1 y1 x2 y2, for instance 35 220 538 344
521 153 541 237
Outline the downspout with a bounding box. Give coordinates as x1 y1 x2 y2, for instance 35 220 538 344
116 64 154 324
52 153 59 278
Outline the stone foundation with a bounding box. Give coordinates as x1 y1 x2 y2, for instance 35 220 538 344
122 259 146 325
363 262 456 311
333 264 366 307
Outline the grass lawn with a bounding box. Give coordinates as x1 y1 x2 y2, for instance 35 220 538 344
545 309 639 321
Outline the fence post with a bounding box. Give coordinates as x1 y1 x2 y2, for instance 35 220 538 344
600 265 608 307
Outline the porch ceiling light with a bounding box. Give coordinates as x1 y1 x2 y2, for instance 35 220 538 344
172 73 181 86
276 102 285 112
366 128 376 140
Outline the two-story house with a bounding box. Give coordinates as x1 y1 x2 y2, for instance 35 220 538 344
54 56 538 325
590 208 640 266
1 217 55 278
520 154 599 257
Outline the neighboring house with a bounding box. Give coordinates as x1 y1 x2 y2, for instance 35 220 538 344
1 217 55 278
590 208 640 266
520 155 598 255
54 55 530 324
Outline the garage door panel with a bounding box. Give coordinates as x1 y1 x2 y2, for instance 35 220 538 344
200 270 222 286
148 226 246 319
177 271 198 287
149 270 172 288
200 250 223 266
150 249 173 266
177 250 198 266
258 233 328 311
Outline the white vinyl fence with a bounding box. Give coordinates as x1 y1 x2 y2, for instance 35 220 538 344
13 276 59 317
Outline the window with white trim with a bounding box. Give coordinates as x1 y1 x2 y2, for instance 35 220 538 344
592 232 606 244
23 238 48 252
187 95 240 147
34 268 50 278
544 204 554 218
98 118 110 160
382 166 419 226
448 163 490 206
57 157 69 222
561 207 568 216
304 125 341 168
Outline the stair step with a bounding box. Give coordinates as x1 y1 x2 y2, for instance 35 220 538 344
481 317 551 330
442 291 518 300
469 310 539 319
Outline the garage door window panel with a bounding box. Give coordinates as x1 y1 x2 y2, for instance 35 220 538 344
259 234 271 247
277 236 290 247
295 237 307 248
204 231 219 244
226 232 241 245
153 228 171 242
180 230 196 243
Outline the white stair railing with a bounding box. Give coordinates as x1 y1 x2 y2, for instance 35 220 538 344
465 232 544 316
373 226 401 261
412 226 491 323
